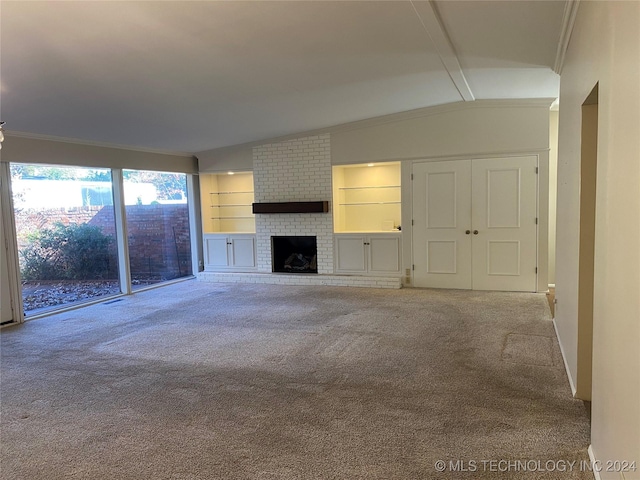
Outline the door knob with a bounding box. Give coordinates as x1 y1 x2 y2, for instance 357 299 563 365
473 230 479 235
465 230 471 235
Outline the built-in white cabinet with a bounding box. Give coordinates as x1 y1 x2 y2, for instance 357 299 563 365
334 233 402 275
200 172 256 272
332 162 401 233
204 234 257 272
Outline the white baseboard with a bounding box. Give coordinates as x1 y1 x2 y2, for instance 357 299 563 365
588 445 602 480
548 283 556 288
553 318 577 396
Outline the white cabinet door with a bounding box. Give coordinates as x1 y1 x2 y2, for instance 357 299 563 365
412 160 473 289
229 236 256 268
335 235 367 273
368 235 401 274
204 234 256 271
335 234 401 275
204 235 230 268
471 157 537 292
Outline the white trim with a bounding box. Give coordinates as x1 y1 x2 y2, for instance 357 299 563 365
588 445 601 480
553 317 577 396
0 163 24 324
410 0 474 102
187 174 203 273
548 283 556 288
111 169 132 295
5 130 193 158
554 0 581 74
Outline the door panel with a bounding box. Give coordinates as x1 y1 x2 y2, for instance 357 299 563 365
413 160 472 289
205 236 230 268
471 157 537 291
335 236 367 273
230 237 256 268
368 236 401 274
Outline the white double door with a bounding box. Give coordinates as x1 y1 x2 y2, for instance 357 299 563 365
412 156 538 292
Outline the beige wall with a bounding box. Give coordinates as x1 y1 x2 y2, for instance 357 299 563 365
2 135 198 174
555 1 640 474
198 144 253 173
197 100 552 170
548 110 558 286
330 101 551 164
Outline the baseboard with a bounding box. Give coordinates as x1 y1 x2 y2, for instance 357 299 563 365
548 283 556 289
553 318 577 396
588 445 602 480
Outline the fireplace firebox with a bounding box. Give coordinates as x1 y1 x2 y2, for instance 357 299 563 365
271 236 318 274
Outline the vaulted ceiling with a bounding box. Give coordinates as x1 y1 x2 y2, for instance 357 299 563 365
1 1 567 154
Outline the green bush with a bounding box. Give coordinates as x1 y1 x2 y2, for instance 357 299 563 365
20 223 113 281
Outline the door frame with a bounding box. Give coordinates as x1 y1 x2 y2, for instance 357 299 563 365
0 162 24 325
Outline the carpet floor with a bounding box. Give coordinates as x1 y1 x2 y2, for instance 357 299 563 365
1 280 591 479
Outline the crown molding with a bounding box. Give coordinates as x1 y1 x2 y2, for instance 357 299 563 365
4 131 194 158
554 0 581 75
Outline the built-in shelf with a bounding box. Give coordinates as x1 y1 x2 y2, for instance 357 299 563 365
211 204 252 208
200 172 256 233
210 191 254 195
333 162 401 233
340 201 401 206
338 185 400 190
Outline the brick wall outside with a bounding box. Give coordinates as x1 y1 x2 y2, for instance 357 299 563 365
15 205 192 281
253 134 333 274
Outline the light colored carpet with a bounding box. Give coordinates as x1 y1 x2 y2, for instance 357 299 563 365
1 280 591 479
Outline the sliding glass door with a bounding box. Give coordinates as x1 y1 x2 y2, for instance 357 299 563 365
8 164 195 317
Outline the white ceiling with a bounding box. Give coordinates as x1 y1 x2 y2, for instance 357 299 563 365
1 1 565 155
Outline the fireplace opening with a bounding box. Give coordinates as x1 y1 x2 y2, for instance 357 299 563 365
271 236 318 274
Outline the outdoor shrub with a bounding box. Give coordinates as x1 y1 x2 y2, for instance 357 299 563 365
20 222 113 281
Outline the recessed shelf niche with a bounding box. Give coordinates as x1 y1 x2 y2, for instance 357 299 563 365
332 162 401 233
200 172 255 233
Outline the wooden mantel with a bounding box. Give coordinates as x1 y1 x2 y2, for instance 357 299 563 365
252 201 329 214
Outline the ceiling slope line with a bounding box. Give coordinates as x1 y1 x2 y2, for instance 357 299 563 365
553 0 581 74
410 0 474 102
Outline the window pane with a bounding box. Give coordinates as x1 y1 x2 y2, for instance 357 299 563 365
122 170 192 290
10 164 120 315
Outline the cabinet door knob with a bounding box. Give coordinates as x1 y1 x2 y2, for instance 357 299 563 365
465 230 471 235
473 230 479 235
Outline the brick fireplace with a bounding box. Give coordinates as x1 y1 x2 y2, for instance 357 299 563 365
253 134 334 274
198 132 401 289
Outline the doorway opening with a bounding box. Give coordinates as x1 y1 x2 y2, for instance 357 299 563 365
575 83 598 402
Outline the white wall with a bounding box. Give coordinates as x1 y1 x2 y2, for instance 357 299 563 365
197 99 552 168
555 1 640 475
330 100 551 164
